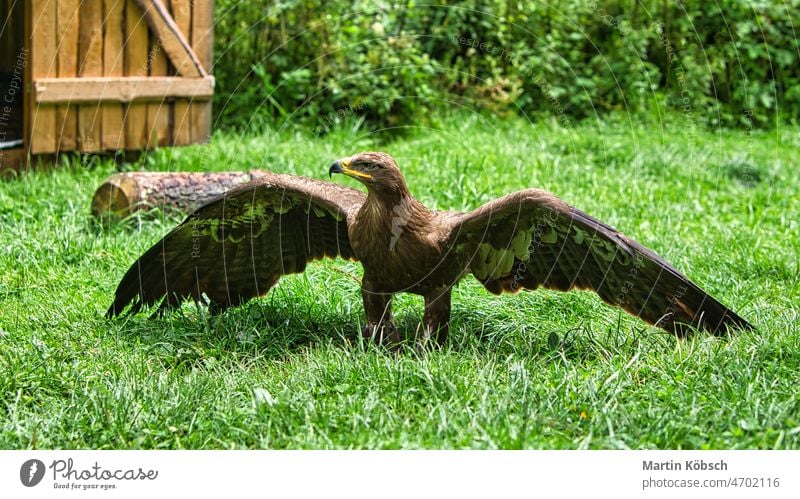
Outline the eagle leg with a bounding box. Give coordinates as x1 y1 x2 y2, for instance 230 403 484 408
361 282 400 345
422 287 452 348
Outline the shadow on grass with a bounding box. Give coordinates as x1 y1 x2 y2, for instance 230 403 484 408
451 308 678 362
111 297 681 373
111 300 357 372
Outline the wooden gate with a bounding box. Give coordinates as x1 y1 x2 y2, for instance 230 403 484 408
24 0 214 157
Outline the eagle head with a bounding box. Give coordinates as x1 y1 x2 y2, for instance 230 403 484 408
329 152 406 193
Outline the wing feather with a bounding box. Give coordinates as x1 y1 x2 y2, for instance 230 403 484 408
449 189 752 335
107 172 365 317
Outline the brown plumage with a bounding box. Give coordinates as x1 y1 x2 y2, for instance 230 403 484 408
107 151 753 345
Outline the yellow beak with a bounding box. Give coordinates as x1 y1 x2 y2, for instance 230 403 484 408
329 157 372 180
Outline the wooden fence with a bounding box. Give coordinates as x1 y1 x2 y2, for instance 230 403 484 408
23 0 214 157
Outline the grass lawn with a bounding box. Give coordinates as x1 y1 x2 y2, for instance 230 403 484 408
1 114 798 449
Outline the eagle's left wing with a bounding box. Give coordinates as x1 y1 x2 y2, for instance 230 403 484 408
107 172 365 317
447 189 752 335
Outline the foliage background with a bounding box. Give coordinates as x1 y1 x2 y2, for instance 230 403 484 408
212 0 799 132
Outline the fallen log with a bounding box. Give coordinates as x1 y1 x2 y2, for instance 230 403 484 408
92 170 268 224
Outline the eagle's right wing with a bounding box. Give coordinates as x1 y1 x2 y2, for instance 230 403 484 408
107 172 365 317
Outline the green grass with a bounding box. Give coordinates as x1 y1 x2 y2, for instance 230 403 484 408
1 114 799 449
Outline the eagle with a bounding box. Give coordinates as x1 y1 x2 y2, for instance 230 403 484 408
107 152 752 345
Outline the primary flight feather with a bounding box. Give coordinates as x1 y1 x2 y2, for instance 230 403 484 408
107 152 752 345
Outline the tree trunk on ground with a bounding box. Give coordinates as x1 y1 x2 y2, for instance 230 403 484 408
92 170 268 224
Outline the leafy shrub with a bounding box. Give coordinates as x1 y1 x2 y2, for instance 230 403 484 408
212 0 799 131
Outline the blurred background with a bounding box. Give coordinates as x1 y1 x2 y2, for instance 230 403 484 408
212 0 799 133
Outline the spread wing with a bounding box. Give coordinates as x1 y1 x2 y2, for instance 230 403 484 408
448 189 752 335
107 172 365 317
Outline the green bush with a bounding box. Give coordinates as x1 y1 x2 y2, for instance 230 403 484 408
212 1 799 131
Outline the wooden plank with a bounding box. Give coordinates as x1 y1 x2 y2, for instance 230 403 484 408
78 0 103 152
192 1 213 85
170 0 192 145
55 0 79 152
146 21 171 147
35 76 215 103
191 0 213 143
102 0 126 150
134 0 205 77
124 0 149 150
29 0 58 154
0 147 27 174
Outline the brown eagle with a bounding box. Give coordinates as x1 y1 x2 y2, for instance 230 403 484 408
107 152 752 345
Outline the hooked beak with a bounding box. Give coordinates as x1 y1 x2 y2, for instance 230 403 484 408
328 159 345 178
328 157 372 180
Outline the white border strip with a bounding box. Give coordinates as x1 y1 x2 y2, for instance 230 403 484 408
2 450 798 498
